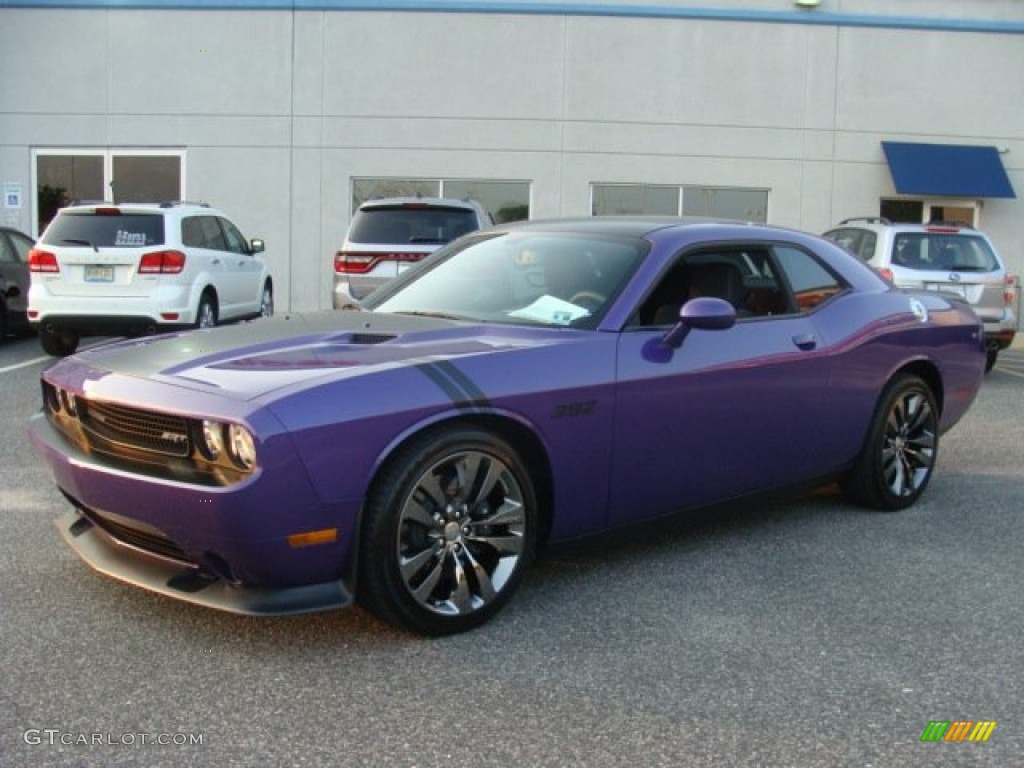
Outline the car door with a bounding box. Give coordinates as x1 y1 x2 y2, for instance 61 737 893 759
607 244 843 527
182 214 229 308
1 229 32 320
216 217 263 318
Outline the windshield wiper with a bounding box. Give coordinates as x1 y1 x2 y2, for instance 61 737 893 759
61 238 98 252
393 310 467 321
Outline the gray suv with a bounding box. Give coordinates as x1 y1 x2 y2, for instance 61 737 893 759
824 217 1017 371
333 197 492 307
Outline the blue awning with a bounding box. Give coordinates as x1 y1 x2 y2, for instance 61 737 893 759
881 142 1015 199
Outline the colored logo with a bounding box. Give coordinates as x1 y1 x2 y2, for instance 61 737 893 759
921 720 997 742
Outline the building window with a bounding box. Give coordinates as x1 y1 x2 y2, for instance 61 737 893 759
352 178 531 224
592 183 769 222
591 184 678 216
33 149 184 235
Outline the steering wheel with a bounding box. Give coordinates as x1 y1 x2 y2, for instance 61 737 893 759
568 291 607 313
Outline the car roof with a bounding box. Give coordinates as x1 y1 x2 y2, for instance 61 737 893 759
58 201 220 215
491 216 773 239
830 217 983 234
358 197 483 211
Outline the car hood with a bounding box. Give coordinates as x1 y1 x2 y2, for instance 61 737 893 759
69 311 562 399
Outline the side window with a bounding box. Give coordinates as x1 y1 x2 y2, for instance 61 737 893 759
632 247 788 326
8 231 33 262
197 216 227 251
857 231 877 261
181 217 204 248
773 245 844 313
219 218 249 255
0 234 15 263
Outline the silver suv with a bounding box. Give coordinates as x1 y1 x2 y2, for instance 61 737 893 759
333 197 492 307
28 202 273 356
824 217 1017 371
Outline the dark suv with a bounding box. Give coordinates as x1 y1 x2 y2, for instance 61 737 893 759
824 217 1017 371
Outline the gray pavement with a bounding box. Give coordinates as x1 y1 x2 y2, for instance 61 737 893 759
1 334 1021 767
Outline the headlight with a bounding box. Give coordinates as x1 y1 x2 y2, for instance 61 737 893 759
227 424 256 470
201 420 224 460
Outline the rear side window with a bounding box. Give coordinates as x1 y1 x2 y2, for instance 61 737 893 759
42 212 164 248
348 206 478 245
823 228 876 262
773 245 844 312
892 233 1000 272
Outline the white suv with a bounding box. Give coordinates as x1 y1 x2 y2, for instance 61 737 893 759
824 217 1017 371
333 197 492 307
28 202 273 356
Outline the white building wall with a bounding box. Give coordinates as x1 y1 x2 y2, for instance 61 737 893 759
1 2 1021 312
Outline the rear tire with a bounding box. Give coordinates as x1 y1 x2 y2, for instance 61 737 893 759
841 374 938 510
40 328 80 357
195 294 217 329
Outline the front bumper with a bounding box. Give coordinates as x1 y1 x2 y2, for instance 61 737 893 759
29 410 362 615
57 509 352 615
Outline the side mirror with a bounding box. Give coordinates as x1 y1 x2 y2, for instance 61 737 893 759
249 238 265 254
662 297 736 348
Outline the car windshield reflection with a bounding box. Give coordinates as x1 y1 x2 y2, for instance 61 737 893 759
365 232 645 329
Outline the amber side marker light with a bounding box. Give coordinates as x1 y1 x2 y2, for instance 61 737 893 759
287 528 339 548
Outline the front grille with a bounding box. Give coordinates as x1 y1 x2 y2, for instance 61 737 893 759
80 400 191 458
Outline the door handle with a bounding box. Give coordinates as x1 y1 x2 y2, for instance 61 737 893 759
792 334 817 351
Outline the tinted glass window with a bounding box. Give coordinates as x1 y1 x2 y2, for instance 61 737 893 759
892 233 999 272
4 231 33 262
0 234 16 263
219 218 249 254
634 247 789 326
349 206 479 245
773 246 843 312
42 213 164 247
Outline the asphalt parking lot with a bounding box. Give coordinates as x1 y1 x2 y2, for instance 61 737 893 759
1 333 1022 768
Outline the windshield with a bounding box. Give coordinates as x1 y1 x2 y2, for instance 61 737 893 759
364 231 646 329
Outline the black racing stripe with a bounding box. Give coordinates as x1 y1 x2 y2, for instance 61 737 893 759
416 361 491 411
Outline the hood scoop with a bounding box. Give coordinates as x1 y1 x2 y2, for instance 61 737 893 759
348 332 396 345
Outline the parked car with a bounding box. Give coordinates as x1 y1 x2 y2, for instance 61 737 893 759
823 217 1016 371
333 197 492 307
29 217 985 635
28 201 273 356
0 225 34 338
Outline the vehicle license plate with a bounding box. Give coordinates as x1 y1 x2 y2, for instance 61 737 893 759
926 282 966 298
84 265 114 283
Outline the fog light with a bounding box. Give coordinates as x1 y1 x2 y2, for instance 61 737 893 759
227 424 256 470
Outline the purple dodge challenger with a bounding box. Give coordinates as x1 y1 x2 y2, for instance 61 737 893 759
28 218 985 635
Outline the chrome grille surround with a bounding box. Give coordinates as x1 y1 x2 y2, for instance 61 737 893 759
80 399 192 458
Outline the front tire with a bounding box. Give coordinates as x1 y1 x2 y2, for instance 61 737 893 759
359 427 537 635
841 374 938 510
259 281 274 318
